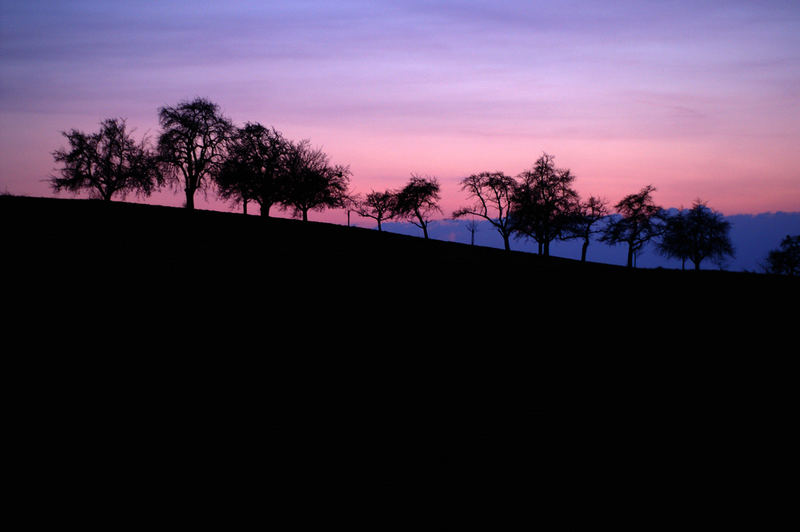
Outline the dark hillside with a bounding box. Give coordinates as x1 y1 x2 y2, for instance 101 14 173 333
3 195 794 308
3 194 796 349
2 195 795 510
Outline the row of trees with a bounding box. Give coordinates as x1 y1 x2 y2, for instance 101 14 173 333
51 98 353 220
51 97 740 270
50 97 450 231
444 156 735 269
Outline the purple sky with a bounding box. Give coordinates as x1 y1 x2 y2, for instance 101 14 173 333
2 0 799 223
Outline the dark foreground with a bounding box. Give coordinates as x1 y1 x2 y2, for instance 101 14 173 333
2 195 795 522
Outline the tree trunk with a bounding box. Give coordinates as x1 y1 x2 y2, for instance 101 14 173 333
260 202 270 217
302 209 309 222
185 188 195 210
627 246 634 268
502 233 510 251
243 200 248 215
377 220 382 232
581 239 589 262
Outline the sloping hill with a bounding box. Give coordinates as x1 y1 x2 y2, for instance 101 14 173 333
3 195 795 507
3 193 796 355
3 194 793 298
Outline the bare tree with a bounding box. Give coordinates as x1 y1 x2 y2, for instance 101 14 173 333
280 139 351 222
452 171 518 251
50 118 162 201
658 200 734 271
601 185 665 268
355 190 397 231
216 123 289 217
157 97 233 210
393 174 442 239
511 153 580 256
566 196 609 262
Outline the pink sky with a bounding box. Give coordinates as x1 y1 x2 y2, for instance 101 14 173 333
2 1 798 225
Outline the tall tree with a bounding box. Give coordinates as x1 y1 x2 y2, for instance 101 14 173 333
566 196 609 262
510 153 580 256
157 98 233 210
50 118 162 201
216 123 289 217
658 200 734 270
452 171 518 251
601 185 665 268
763 235 799 276
280 139 351 222
355 190 397 231
393 174 442 239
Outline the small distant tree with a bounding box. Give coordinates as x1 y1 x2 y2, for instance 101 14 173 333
50 118 162 201
510 153 580 256
601 185 665 268
280 139 351 222
658 200 734 271
216 123 289 217
452 171 518 251
566 196 609 262
355 190 397 231
157 97 234 210
393 174 442 239
763 235 800 276
465 218 480 246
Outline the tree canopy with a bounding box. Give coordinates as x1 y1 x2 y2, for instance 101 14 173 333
50 118 162 201
452 171 518 251
511 153 579 256
601 185 665 268
354 190 397 231
658 200 734 270
157 97 234 209
279 139 351 222
764 235 799 276
393 174 442 239
565 196 609 263
216 122 289 216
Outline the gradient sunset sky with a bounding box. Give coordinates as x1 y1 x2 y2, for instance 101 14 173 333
2 0 799 223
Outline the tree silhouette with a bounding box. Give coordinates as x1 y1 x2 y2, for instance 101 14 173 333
216 123 289 217
601 185 665 268
566 196 609 262
763 235 800 276
511 153 579 256
157 97 234 210
50 118 162 201
465 218 480 246
452 171 518 251
354 190 397 231
280 139 351 222
658 200 733 270
393 174 442 239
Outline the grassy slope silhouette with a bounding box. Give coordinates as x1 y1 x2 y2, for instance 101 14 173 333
3 194 792 294
3 193 795 353
3 195 795 510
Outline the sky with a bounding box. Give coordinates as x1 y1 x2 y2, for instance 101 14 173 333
2 0 799 224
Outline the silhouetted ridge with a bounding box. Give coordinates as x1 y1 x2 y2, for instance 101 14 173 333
2 194 796 333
